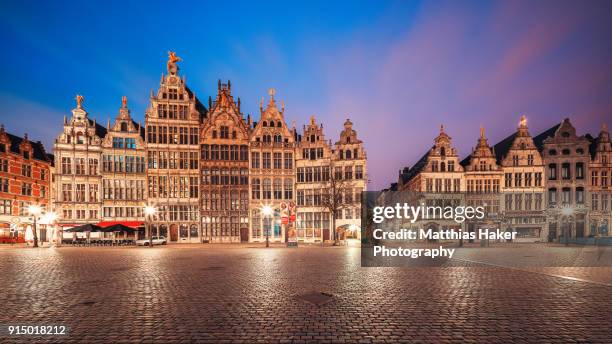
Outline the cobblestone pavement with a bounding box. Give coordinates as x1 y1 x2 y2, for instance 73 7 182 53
1 245 611 343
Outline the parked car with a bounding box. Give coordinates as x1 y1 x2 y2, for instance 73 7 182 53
136 236 167 246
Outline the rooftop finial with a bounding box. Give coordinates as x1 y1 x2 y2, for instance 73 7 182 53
480 126 485 138
268 87 275 98
440 124 444 133
167 51 181 75
75 94 84 109
603 123 609 132
122 95 127 108
519 115 527 128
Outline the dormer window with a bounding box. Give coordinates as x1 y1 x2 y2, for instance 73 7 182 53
440 147 446 157
23 151 30 159
77 134 85 144
345 150 352 159
310 135 315 142
0 143 5 152
120 122 128 132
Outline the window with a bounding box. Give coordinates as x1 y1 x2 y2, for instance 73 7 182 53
263 179 271 199
273 179 282 199
561 163 570 180
251 152 260 169
301 167 310 182
548 188 557 205
284 152 293 170
448 161 454 172
125 138 136 149
562 188 571 204
592 171 599 186
76 184 86 202
75 158 85 175
21 164 31 177
273 153 282 169
548 149 557 156
535 172 542 187
512 155 519 166
548 164 557 180
576 187 584 204
21 183 32 196
575 163 584 179
220 126 229 139
0 159 7 172
113 137 124 148
514 173 522 187
592 194 599 211
41 169 47 181
0 178 8 192
297 168 304 183
527 154 534 166
263 153 271 169
284 179 293 199
345 166 353 180
61 157 71 174
62 183 72 202
602 171 608 187
0 200 11 215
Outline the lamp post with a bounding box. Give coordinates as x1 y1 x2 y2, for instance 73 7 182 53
261 205 273 248
144 205 157 248
28 204 42 248
561 206 574 247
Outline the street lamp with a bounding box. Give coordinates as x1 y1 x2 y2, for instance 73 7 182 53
28 204 42 248
144 205 157 248
261 205 273 248
561 206 574 246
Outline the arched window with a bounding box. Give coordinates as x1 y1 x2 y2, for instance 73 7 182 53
269 121 275 127
345 149 352 159
440 147 446 157
440 162 446 172
274 135 282 143
273 178 282 199
263 179 272 199
284 178 293 199
262 121 268 127
354 149 358 159
251 178 260 199
548 149 557 156
277 121 282 128
339 150 344 160
310 134 315 142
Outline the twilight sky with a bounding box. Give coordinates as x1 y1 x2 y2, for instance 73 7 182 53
1 0 611 189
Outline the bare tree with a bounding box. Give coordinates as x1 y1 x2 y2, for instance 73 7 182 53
320 161 355 245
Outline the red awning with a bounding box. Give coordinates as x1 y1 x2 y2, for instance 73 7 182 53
97 221 144 229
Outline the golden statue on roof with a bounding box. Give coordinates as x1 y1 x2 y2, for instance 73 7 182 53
167 51 182 75
75 94 84 109
122 96 127 108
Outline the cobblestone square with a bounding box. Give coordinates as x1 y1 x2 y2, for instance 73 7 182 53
1 245 611 343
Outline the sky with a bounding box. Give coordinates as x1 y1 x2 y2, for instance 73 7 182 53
1 0 611 189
